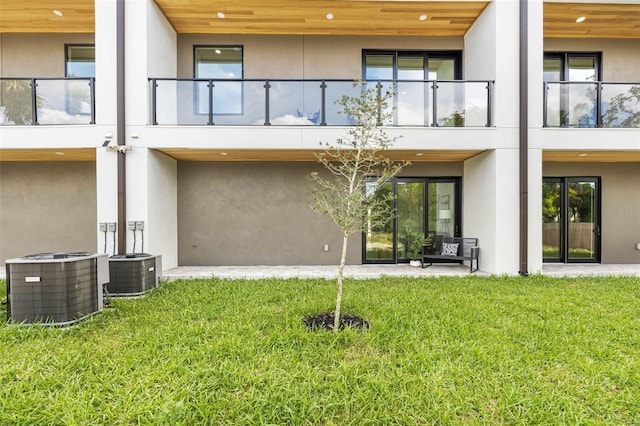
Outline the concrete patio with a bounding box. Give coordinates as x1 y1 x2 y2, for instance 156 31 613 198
1 263 637 281
160 263 640 281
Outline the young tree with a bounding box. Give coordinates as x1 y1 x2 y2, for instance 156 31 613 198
308 79 408 331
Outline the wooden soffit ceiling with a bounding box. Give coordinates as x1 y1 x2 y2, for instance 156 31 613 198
155 148 483 162
152 0 489 36
543 150 640 163
2 1 638 39
544 2 640 39
0 149 96 162
0 0 95 33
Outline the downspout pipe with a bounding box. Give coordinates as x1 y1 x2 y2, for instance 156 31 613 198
117 0 126 255
519 0 529 276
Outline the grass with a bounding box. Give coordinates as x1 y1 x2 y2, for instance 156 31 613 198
1 275 639 425
543 246 596 259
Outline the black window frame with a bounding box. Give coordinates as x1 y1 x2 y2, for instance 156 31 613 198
63 44 95 118
543 52 603 127
362 176 462 264
362 50 463 81
193 45 244 116
64 44 96 78
543 52 602 82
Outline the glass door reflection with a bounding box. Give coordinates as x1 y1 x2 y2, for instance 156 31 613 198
567 179 598 262
396 181 425 261
542 179 562 261
542 177 600 263
364 182 395 262
427 181 457 239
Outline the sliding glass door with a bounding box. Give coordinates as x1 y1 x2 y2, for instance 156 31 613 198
363 51 461 126
364 182 394 262
364 178 460 263
397 181 425 261
543 177 600 263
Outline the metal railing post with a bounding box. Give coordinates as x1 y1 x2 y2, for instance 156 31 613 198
486 81 492 127
432 80 438 127
596 82 602 128
208 80 214 125
89 78 96 125
376 80 383 126
30 78 38 125
320 80 327 126
150 79 158 125
264 80 271 125
542 82 548 127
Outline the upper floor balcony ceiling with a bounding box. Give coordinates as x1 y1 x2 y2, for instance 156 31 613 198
0 1 638 38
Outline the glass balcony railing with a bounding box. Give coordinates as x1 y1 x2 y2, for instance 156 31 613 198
543 82 640 128
149 78 494 127
0 78 95 126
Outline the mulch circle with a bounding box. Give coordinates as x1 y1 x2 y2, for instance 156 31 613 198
302 312 370 331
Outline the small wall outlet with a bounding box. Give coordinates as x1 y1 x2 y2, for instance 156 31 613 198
636 242 640 250
323 244 330 252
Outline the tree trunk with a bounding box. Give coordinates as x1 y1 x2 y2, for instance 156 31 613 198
333 232 349 332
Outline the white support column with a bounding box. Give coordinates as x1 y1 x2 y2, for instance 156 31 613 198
528 0 544 129
465 0 520 129
463 0 522 274
528 148 543 274
147 150 177 269
464 149 521 275
120 0 178 269
94 0 119 254
125 148 177 268
527 0 544 274
96 148 119 255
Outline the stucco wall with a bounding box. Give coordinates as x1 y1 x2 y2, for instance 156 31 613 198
0 162 97 263
177 35 463 80
544 38 640 81
177 161 463 266
0 34 94 77
543 162 640 264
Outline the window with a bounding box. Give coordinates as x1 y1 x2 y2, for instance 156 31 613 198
63 44 94 118
363 50 462 126
543 52 601 127
362 50 462 81
194 45 243 114
65 44 95 78
543 52 601 82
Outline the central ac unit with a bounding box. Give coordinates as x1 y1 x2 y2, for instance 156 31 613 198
5 252 109 326
108 253 162 297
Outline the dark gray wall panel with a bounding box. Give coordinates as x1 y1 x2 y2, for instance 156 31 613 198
1 162 97 263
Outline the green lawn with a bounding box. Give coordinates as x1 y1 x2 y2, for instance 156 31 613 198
1 275 639 425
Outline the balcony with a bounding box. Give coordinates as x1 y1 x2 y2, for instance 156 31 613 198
543 82 640 128
0 78 95 126
150 79 494 128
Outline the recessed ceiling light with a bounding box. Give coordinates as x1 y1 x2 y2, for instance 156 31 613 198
326 13 334 20
217 12 225 19
419 14 428 21
220 152 228 156
55 151 65 156
415 153 424 157
578 153 588 157
576 16 586 23
53 10 64 17
215 49 221 54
